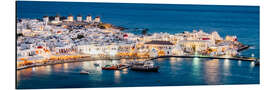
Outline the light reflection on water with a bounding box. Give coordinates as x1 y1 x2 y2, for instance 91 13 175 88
224 59 230 74
114 70 121 83
238 60 242 66
204 59 219 84
192 57 200 76
17 58 259 89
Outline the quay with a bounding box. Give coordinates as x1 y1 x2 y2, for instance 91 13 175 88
17 55 258 70
149 55 258 61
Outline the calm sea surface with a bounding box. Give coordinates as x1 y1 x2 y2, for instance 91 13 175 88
16 1 260 89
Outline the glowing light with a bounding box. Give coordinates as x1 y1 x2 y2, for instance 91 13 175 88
122 68 128 74
32 67 36 71
192 57 200 76
223 59 230 73
238 60 241 66
250 61 255 68
114 70 121 83
224 59 230 67
204 59 219 84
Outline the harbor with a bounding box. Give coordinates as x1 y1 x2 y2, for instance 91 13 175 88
17 58 259 89
16 1 259 89
16 13 258 70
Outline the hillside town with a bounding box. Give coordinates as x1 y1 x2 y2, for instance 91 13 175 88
16 14 248 69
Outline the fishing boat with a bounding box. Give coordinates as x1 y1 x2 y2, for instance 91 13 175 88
130 65 159 72
102 65 119 70
130 61 159 72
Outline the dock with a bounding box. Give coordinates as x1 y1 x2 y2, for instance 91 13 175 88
149 55 257 61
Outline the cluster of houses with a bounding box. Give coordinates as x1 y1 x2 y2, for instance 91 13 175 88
16 15 243 68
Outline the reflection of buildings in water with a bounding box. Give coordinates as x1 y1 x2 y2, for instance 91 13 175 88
16 71 21 84
176 58 183 62
122 68 128 74
32 67 36 71
170 58 176 65
114 70 121 83
18 68 33 79
33 65 52 75
249 61 255 72
169 57 183 65
169 57 176 65
157 58 164 62
63 63 68 72
192 58 200 76
45 65 52 74
53 64 63 72
223 59 230 73
204 59 220 84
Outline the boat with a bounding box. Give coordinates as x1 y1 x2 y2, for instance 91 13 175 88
80 70 90 75
130 61 159 72
130 65 159 72
102 65 119 70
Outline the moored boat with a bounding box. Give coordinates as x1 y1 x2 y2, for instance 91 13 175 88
102 65 119 70
130 65 159 72
130 60 159 72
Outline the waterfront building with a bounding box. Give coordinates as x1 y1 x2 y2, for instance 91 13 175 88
144 40 174 56
77 44 119 59
117 43 136 58
171 45 184 56
178 40 214 53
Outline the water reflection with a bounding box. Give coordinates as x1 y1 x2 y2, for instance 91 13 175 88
238 60 242 67
53 64 63 72
122 68 128 74
63 63 68 72
192 58 200 76
114 70 121 83
250 61 255 68
204 59 219 84
17 58 260 88
250 61 255 72
224 59 230 72
169 57 177 65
